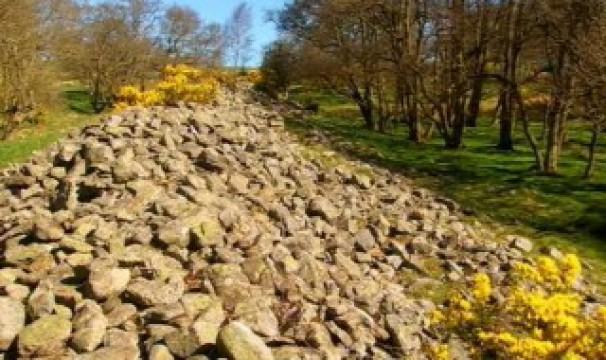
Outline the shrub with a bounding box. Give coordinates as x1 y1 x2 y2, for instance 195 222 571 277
244 69 263 86
431 254 606 359
115 64 219 109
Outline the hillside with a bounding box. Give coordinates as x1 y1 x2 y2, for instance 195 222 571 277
0 89 602 359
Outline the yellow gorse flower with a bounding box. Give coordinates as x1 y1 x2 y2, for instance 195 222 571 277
472 273 492 304
115 64 220 109
431 254 606 359
513 254 582 290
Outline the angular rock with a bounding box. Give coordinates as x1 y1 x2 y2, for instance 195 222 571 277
126 275 185 306
74 345 139 360
150 344 175 360
165 330 200 358
0 297 25 351
71 300 108 352
18 315 72 357
89 267 130 300
34 217 64 241
191 298 226 346
218 321 274 360
307 197 339 222
228 173 249 194
509 236 533 253
353 228 375 251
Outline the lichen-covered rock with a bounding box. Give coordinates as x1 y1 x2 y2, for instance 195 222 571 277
18 315 72 356
0 297 25 350
218 321 274 360
149 344 175 360
89 267 130 300
126 275 185 306
191 298 225 346
71 300 108 352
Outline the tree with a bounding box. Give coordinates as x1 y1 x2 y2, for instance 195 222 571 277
58 0 163 112
572 9 606 178
0 0 60 138
259 40 298 98
224 2 254 69
162 5 201 60
277 0 385 130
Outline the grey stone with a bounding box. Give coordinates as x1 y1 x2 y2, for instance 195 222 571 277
353 228 375 251
509 236 533 252
18 315 72 357
307 197 339 222
71 300 108 352
34 217 64 241
126 275 185 306
89 267 130 300
0 297 25 350
150 344 175 360
218 321 274 360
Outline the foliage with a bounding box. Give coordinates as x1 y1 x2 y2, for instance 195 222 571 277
0 0 61 138
275 0 606 174
431 254 606 359
244 70 263 87
0 86 98 168
287 87 606 285
115 64 219 110
258 40 297 98
161 4 224 65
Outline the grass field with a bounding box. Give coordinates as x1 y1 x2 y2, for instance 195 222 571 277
288 88 606 285
0 85 100 168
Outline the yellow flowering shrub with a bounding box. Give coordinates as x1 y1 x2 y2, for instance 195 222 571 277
244 69 263 86
115 64 219 109
430 254 606 360
428 344 451 360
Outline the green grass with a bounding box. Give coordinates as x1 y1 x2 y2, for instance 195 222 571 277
0 84 100 168
288 88 606 287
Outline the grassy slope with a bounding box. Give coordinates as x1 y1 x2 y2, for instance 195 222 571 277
288 88 606 285
0 86 100 168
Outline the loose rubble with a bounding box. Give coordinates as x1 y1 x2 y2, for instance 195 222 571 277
0 89 554 358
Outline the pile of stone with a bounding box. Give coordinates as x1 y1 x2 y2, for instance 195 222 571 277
0 91 538 359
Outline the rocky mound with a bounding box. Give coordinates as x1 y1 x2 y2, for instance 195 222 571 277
0 91 537 359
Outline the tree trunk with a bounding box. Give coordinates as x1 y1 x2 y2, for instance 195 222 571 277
466 0 488 128
498 90 515 150
91 78 105 114
466 78 483 127
358 102 374 130
446 108 465 149
498 0 520 151
407 93 422 142
352 87 374 129
584 123 600 179
543 103 562 175
515 90 544 171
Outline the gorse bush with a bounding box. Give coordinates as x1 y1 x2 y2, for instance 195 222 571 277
431 254 606 359
115 65 220 110
115 65 263 111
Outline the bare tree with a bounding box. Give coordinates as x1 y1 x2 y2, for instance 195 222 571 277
58 1 163 112
572 10 606 178
162 5 202 60
224 2 254 69
0 0 60 138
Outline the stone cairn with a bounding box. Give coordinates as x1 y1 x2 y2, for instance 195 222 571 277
0 90 539 359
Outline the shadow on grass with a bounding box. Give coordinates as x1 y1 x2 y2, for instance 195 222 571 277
63 89 95 115
285 101 606 275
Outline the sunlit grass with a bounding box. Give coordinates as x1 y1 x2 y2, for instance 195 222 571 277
0 85 100 168
288 87 606 288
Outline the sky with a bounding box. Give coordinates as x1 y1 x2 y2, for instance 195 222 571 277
180 0 290 65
